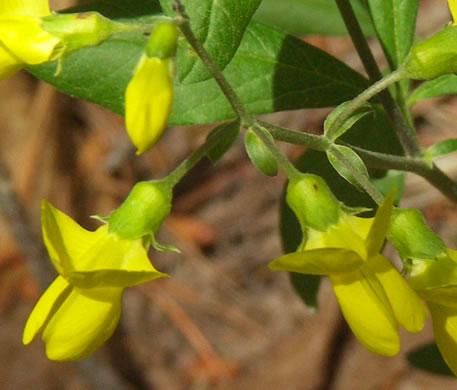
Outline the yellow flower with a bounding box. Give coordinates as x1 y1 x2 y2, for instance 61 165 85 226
125 23 178 155
0 0 60 79
23 201 168 361
270 187 427 356
450 0 457 25
409 249 457 376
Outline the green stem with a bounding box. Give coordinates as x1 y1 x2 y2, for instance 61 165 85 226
326 68 406 140
164 127 225 187
259 121 330 152
334 0 421 157
174 4 253 127
251 124 301 180
329 145 384 204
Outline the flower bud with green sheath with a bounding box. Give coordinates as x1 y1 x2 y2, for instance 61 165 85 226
125 23 179 155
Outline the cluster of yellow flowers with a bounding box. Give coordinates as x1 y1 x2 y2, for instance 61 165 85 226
4 0 457 378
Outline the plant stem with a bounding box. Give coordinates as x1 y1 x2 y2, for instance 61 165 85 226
165 127 226 187
174 3 253 127
328 145 384 204
259 121 330 151
325 68 405 140
349 146 457 203
334 0 421 157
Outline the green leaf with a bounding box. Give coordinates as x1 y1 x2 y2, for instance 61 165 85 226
373 170 404 205
327 145 369 191
206 120 240 163
159 0 262 84
245 128 278 176
407 342 454 377
408 75 457 107
367 0 419 69
424 139 457 161
29 7 370 125
324 101 373 141
254 0 374 37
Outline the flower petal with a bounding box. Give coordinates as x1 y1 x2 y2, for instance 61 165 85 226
365 189 395 258
306 222 367 259
0 0 51 17
419 285 457 308
330 269 400 356
68 269 169 288
42 287 122 361
428 303 457 376
22 276 71 345
450 0 457 25
41 200 102 275
367 254 428 332
0 16 60 64
125 55 173 154
268 248 363 275
76 229 159 272
0 41 23 79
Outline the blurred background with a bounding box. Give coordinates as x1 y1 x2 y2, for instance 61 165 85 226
1 0 457 388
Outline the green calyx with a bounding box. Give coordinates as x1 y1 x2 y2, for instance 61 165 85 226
41 12 133 58
388 208 446 261
145 23 179 59
403 25 457 80
108 180 172 240
286 174 341 232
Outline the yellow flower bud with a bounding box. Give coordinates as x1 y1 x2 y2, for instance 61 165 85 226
124 23 178 155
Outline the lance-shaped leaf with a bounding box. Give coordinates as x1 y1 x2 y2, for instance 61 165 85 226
408 75 457 107
206 120 240 163
327 145 369 192
159 0 262 84
28 2 370 126
424 139 457 161
245 128 278 177
324 101 373 141
254 0 374 37
367 0 419 69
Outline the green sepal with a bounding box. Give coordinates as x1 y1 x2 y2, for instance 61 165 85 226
286 173 341 232
245 128 278 177
404 25 457 80
388 208 446 261
341 204 372 215
145 23 178 59
269 248 364 275
327 145 369 191
68 269 169 288
206 120 241 163
324 101 373 141
108 180 172 240
149 238 181 253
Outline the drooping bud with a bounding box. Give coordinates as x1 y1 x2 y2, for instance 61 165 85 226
125 23 178 154
108 180 172 241
388 208 446 261
41 12 131 59
403 26 457 80
286 174 341 232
